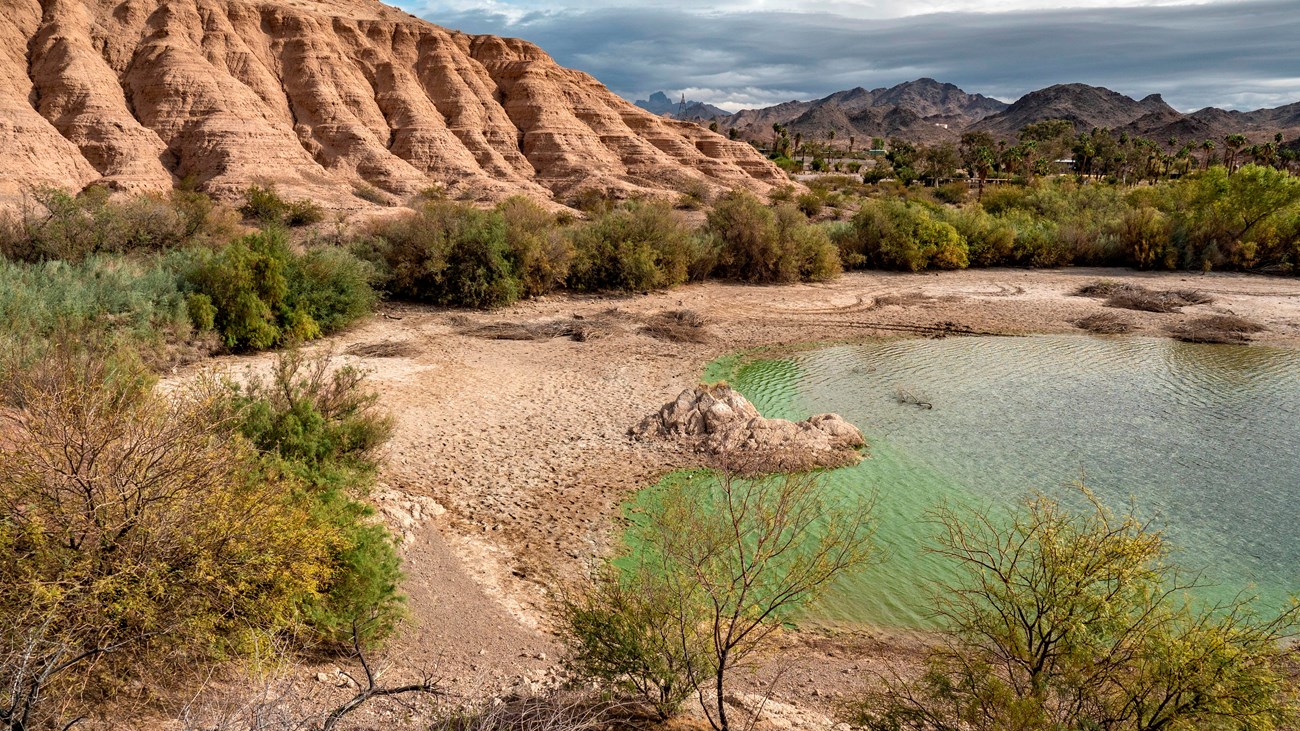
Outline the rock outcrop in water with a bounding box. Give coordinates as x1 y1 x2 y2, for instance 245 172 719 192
0 0 786 209
633 384 865 472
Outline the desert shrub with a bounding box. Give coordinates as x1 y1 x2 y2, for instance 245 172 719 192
796 191 825 217
0 187 237 263
933 181 968 204
181 231 290 349
707 191 841 283
569 188 619 215
977 184 1031 215
0 349 338 726
566 202 693 291
842 199 968 271
353 183 391 206
0 256 191 344
239 185 324 228
768 184 798 204
284 247 378 334
224 352 402 646
999 209 1064 267
772 155 802 174
182 229 375 350
676 179 712 210
852 488 1300 731
939 206 1016 267
560 565 702 720
1115 206 1176 269
497 196 573 297
358 200 520 308
774 204 843 281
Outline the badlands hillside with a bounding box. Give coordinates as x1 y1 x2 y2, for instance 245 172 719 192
0 0 785 209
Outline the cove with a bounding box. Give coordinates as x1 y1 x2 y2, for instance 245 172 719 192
640 335 1300 629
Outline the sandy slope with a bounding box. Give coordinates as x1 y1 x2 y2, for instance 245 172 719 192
186 267 1300 723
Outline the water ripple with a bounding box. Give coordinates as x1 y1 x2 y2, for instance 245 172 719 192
714 335 1300 628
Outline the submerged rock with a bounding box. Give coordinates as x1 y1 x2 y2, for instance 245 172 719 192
632 384 866 472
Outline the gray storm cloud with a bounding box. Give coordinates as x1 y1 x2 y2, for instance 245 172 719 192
405 0 1300 112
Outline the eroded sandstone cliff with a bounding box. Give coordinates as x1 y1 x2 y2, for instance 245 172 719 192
0 0 785 208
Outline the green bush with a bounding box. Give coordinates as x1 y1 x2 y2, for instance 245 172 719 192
707 191 841 283
285 246 377 334
939 206 1016 267
0 187 238 263
0 349 344 725
1003 209 1066 267
239 185 324 228
842 200 968 271
225 352 402 646
566 202 693 291
1114 206 1175 269
358 200 521 308
933 181 969 204
560 565 703 720
0 255 193 365
796 191 825 217
181 231 289 349
497 196 573 297
181 229 375 350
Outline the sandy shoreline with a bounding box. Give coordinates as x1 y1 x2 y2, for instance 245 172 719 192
187 267 1300 721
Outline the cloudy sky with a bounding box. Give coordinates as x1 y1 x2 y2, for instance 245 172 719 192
389 0 1300 113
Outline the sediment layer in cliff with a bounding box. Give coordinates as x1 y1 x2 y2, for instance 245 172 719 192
0 0 785 208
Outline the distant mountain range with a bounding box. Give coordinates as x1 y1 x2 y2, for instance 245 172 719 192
690 79 1300 147
634 92 730 120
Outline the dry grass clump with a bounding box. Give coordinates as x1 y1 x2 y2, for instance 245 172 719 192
1073 312 1135 334
463 312 625 342
639 309 710 343
431 690 626 731
1075 281 1214 313
873 292 934 308
345 340 420 358
1169 315 1266 344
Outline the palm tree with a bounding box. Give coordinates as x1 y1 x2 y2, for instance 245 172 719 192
1224 133 1247 174
1200 139 1215 170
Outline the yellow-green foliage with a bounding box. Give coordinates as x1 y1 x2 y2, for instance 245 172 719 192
707 191 841 282
566 201 696 291
497 196 574 297
182 228 376 350
225 352 402 646
843 199 969 271
853 488 1300 731
0 351 338 716
0 186 238 263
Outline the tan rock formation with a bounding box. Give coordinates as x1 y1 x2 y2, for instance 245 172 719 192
633 384 866 472
0 0 786 209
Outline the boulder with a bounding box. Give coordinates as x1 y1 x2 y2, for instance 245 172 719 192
633 384 865 472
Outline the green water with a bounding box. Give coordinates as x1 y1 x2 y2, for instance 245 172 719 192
669 335 1300 628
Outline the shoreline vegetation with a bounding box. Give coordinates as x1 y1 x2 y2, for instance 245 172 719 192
3 168 1300 729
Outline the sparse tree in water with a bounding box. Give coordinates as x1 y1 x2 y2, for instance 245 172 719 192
851 487 1300 731
649 469 874 731
568 469 875 731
